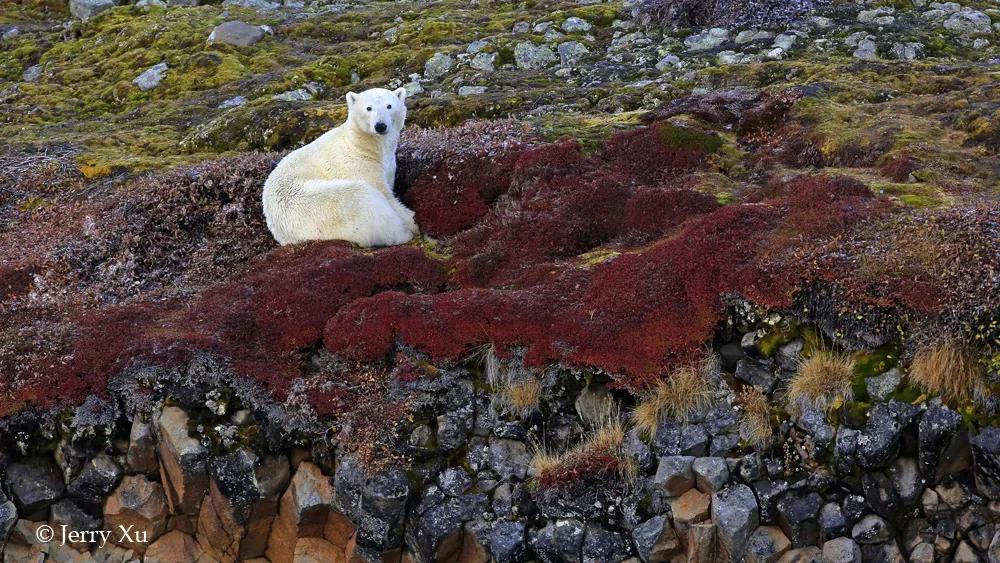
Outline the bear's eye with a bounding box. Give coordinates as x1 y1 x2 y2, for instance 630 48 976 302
366 106 371 111
387 104 392 109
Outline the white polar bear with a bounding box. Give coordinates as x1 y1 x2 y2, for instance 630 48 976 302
262 87 418 247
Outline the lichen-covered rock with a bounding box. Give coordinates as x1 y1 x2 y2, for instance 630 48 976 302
857 401 920 470
489 439 531 481
490 521 527 563
208 21 266 47
943 10 993 35
776 491 821 548
632 514 682 562
692 457 729 494
424 52 453 79
919 405 970 481
821 537 861 563
406 492 486 562
133 63 168 92
971 427 1000 500
684 28 730 51
514 42 557 70
653 455 695 496
712 484 759 561
582 524 630 563
0 499 15 551
818 502 847 541
530 518 585 562
198 450 290 561
745 525 791 563
69 0 114 20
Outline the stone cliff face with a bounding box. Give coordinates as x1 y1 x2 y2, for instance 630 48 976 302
1 0 1000 560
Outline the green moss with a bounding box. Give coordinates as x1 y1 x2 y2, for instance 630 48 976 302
570 4 621 26
658 123 724 154
757 319 800 358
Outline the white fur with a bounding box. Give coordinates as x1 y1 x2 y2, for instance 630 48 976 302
262 87 418 247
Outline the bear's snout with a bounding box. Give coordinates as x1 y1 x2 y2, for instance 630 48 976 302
374 122 388 134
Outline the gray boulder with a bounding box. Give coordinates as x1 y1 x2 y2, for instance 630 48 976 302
530 518 585 562
582 524 630 563
208 21 266 47
745 525 791 563
514 41 557 70
632 515 682 562
557 41 589 67
4 456 65 517
822 537 861 563
133 62 168 92
693 457 729 493
470 52 496 72
424 52 453 79
491 521 527 563
944 10 993 35
67 453 122 506
684 27 730 51
712 484 760 560
490 439 531 481
653 455 695 496
70 0 115 20
561 17 592 33
971 427 1000 499
21 64 42 83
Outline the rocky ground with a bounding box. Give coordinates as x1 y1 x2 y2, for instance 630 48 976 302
1 0 1000 561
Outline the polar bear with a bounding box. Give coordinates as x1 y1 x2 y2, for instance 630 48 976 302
262 87 418 247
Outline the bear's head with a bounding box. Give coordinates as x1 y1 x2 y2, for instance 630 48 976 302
345 87 408 138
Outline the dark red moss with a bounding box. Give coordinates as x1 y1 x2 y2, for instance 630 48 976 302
403 153 521 237
879 155 919 182
6 244 446 415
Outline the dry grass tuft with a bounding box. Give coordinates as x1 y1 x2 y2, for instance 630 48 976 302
787 349 856 413
531 411 637 489
478 344 541 418
632 357 717 437
737 386 773 449
910 339 986 404
508 379 542 417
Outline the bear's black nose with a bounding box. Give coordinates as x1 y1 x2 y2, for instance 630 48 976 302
374 122 388 134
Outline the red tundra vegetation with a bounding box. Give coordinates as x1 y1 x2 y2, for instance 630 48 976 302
1 93 997 419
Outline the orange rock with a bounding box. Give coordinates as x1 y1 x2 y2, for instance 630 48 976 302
266 462 334 563
144 530 205 563
156 406 209 518
103 475 168 554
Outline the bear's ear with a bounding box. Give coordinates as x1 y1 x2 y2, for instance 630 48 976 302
345 92 358 106
393 87 407 101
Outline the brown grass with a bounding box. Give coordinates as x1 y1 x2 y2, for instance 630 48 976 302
787 349 856 413
478 344 542 418
632 357 717 437
531 411 637 489
909 339 986 404
508 378 542 417
737 386 773 449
